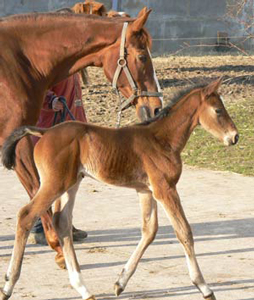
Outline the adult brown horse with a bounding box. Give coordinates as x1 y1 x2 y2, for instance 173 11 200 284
1 78 238 300
0 7 162 268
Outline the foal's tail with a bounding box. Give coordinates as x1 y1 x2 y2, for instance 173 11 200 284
2 126 47 170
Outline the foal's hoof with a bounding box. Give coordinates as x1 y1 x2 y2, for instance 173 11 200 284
0 289 10 300
86 296 96 300
55 253 66 269
204 292 216 300
114 282 124 296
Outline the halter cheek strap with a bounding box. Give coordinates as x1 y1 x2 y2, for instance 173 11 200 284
112 22 163 126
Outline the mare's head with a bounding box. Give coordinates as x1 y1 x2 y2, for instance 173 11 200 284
198 78 239 146
102 7 163 121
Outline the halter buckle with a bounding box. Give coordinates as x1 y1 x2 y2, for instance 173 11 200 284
117 58 127 67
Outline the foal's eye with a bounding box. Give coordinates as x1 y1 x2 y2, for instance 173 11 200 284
138 54 147 63
215 108 223 114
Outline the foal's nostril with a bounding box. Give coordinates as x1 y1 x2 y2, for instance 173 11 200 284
154 108 161 116
233 134 239 145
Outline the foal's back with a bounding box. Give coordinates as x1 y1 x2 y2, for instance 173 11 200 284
35 121 153 188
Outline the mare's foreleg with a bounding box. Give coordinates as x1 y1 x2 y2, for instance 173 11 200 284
154 184 216 300
115 190 158 296
0 188 57 300
14 137 65 267
53 179 95 300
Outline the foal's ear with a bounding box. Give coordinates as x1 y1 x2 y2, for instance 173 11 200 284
132 7 152 32
202 77 223 99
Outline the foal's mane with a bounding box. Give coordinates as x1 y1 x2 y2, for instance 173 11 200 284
139 83 207 126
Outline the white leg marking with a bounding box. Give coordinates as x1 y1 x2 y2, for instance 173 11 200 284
185 252 212 297
69 269 92 300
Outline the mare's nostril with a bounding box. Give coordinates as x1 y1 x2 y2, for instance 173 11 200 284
139 106 151 121
154 108 161 116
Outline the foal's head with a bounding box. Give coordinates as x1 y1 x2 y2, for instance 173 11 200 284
198 78 239 146
102 7 162 121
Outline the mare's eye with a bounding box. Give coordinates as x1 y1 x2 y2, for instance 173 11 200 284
138 54 147 63
215 108 223 114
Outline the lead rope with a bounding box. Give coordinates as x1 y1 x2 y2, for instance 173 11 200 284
52 96 75 126
116 89 123 127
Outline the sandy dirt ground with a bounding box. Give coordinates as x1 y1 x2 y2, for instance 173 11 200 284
0 55 254 300
0 164 254 300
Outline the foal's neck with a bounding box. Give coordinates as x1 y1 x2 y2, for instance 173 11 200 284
152 90 201 153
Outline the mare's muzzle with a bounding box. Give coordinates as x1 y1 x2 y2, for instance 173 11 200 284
139 106 151 121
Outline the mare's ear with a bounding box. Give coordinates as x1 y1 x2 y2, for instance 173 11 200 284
202 77 223 99
136 7 148 18
131 7 152 32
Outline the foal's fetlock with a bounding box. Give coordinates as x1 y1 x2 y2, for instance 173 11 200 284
114 282 124 296
0 289 11 300
55 253 66 269
204 292 216 300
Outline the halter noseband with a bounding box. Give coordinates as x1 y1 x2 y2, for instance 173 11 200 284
112 22 163 126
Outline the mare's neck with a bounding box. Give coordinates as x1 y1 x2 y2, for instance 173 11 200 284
13 14 123 87
152 90 201 153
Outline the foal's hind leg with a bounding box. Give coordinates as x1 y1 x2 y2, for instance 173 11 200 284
1 187 57 299
14 137 64 266
154 185 216 300
53 180 95 300
115 190 158 296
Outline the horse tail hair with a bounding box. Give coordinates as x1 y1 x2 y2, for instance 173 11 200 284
2 126 47 170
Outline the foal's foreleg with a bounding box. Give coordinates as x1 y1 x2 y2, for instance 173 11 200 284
1 188 56 299
14 137 64 266
53 181 95 300
155 186 216 300
115 190 158 296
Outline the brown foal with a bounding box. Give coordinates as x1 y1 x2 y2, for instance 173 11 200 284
0 78 238 300
0 7 162 267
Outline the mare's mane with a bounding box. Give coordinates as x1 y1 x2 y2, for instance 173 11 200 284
139 83 208 126
1 11 133 23
1 12 151 48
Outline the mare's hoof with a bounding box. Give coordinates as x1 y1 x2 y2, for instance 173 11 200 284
0 289 10 300
55 254 66 269
204 292 216 300
114 282 124 296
